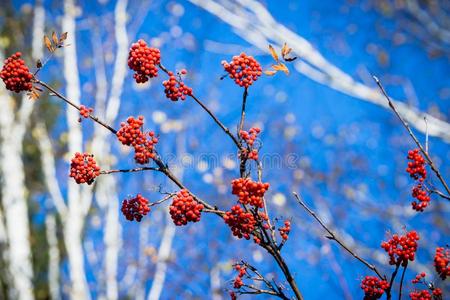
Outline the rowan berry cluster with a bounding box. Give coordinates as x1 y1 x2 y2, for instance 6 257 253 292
162 71 192 101
121 194 150 222
407 149 427 181
409 288 442 300
239 127 260 160
0 52 33 93
169 189 204 226
381 230 419 266
231 178 269 208
116 116 158 165
360 276 389 299
128 39 161 83
224 205 256 240
78 105 93 122
233 264 247 289
411 184 430 212
434 247 449 280
278 220 291 241
69 152 101 185
222 53 262 88
411 272 426 284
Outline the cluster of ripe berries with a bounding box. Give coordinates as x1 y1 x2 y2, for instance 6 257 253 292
222 53 262 88
78 105 93 122
233 264 247 289
69 152 101 185
434 247 449 280
231 178 269 208
360 276 389 299
128 39 161 83
0 52 33 93
224 205 256 240
406 149 431 212
162 70 193 101
381 230 419 266
239 127 261 160
278 220 291 241
169 189 204 226
116 116 158 165
121 194 150 222
409 274 443 300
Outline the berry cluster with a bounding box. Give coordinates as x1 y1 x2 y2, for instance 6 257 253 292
411 272 426 284
360 276 389 300
128 39 161 83
222 53 262 88
411 184 430 212
278 220 291 241
381 230 420 266
231 178 269 208
224 205 256 240
162 71 192 101
69 152 101 185
239 127 260 160
434 247 449 280
169 189 204 226
0 52 33 93
409 289 442 300
78 105 93 122
121 194 150 222
116 116 158 165
407 149 427 181
233 264 247 289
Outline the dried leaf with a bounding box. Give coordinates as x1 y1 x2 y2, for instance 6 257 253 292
59 32 68 42
28 90 40 101
44 36 53 52
268 44 279 62
281 43 291 57
272 62 289 75
52 32 58 44
264 70 277 76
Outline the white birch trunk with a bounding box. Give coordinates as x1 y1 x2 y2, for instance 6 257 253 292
45 214 61 300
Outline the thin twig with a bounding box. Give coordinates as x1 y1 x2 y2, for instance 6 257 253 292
398 263 408 300
100 166 160 175
36 79 118 134
373 76 450 199
293 192 384 279
238 87 248 134
386 263 401 300
158 63 241 149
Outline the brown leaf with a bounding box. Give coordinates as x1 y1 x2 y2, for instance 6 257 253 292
59 32 68 42
44 36 53 52
264 70 277 76
268 44 279 62
52 32 58 44
281 43 290 57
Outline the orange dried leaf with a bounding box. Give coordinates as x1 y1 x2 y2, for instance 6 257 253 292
59 32 68 42
264 70 277 76
52 32 58 44
272 63 289 75
44 36 53 52
268 44 279 62
281 43 292 58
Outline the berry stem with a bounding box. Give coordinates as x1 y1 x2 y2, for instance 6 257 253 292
35 79 118 134
238 88 249 177
293 192 384 279
100 166 160 174
373 76 450 200
398 263 407 300
386 262 401 300
158 63 242 149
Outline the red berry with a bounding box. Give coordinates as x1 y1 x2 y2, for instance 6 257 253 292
360 276 389 299
169 189 204 226
239 127 261 160
231 178 269 208
0 52 33 93
69 152 101 185
232 264 247 289
406 149 427 182
381 230 419 266
162 71 192 101
224 205 256 240
278 220 291 241
222 53 262 88
78 105 93 122
128 39 161 83
121 194 150 222
434 247 449 280
411 184 430 212
116 116 158 165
